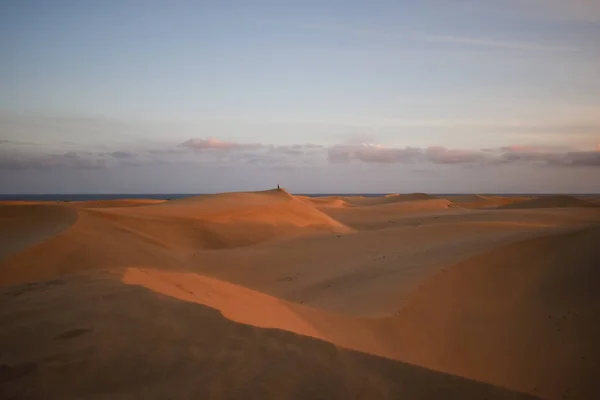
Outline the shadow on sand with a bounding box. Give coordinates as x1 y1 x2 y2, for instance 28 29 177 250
0 276 539 399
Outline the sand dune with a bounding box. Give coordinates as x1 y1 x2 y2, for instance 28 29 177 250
498 195 588 209
343 193 439 207
320 198 461 230
0 203 77 260
298 193 439 208
0 190 350 286
443 194 489 203
123 224 600 399
386 225 600 400
0 275 537 400
1 190 599 399
297 195 349 208
124 189 348 227
443 194 533 209
70 198 166 208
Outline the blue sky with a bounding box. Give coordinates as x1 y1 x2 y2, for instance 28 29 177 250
1 0 599 193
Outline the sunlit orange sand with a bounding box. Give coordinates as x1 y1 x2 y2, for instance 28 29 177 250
1 190 599 399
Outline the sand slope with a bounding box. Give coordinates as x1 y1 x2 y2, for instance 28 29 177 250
297 195 349 208
1 191 600 399
122 225 600 399
0 190 350 285
320 198 460 230
192 209 600 316
0 203 77 260
0 275 537 400
383 225 600 399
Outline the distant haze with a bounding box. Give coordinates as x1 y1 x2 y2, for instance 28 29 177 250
1 0 599 193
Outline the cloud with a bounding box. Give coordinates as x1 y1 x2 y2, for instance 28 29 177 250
146 147 188 155
499 145 548 153
270 143 326 156
177 139 325 168
104 151 136 159
493 145 600 167
498 147 600 167
327 144 491 165
327 142 600 168
180 138 262 151
328 144 423 164
425 146 491 164
0 139 37 146
0 151 108 171
0 138 327 171
3 138 599 172
302 143 325 149
431 145 600 167
558 151 600 166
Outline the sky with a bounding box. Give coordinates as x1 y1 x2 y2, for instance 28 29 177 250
1 0 599 193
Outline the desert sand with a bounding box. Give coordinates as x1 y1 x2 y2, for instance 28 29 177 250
1 190 599 399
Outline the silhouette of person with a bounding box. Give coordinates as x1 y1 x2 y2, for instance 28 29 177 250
277 184 280 190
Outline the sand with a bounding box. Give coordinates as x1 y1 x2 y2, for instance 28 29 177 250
442 194 534 209
497 195 589 210
1 190 599 399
